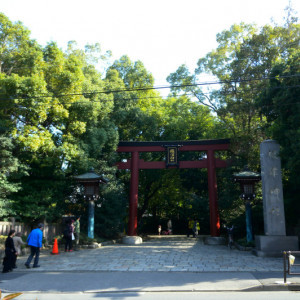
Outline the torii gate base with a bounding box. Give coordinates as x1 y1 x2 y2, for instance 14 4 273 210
117 139 230 239
122 235 143 245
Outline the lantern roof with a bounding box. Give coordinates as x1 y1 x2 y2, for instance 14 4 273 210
233 167 261 182
74 169 108 184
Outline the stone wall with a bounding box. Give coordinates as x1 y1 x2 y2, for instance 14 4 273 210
0 221 62 244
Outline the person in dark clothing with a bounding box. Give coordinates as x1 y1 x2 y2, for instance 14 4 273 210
64 219 74 252
2 230 17 273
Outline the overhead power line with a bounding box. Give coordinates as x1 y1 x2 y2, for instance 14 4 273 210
0 76 299 114
0 74 299 101
7 85 299 107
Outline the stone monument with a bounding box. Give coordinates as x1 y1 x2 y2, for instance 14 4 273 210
254 140 299 256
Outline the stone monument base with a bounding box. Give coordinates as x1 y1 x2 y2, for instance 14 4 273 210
122 236 143 245
204 236 226 245
253 235 299 257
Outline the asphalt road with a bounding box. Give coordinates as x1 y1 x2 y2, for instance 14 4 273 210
1 271 300 293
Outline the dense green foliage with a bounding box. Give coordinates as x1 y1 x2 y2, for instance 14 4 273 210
0 135 23 216
0 9 299 238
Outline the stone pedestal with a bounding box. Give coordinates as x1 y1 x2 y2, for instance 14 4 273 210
204 236 226 245
122 236 143 245
254 140 299 256
254 235 299 257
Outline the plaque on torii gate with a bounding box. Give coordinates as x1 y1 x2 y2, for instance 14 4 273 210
165 145 180 167
116 139 230 242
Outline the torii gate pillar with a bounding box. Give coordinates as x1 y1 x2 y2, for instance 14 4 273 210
129 151 139 236
207 149 220 236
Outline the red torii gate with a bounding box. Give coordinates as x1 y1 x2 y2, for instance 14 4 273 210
116 139 230 237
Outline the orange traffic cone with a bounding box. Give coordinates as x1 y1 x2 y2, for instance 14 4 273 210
51 238 59 255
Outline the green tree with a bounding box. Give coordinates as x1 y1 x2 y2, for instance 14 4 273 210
168 21 299 167
0 13 44 76
0 14 122 225
0 134 23 217
107 55 163 142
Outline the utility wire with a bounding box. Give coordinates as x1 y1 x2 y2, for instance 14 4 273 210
0 74 299 101
0 85 299 109
0 85 298 108
1 86 299 111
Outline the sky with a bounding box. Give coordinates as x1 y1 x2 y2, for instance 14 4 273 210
1 0 299 87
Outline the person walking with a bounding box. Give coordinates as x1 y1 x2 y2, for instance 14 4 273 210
2 230 17 273
193 219 200 238
73 216 80 250
12 232 26 268
25 223 44 269
187 218 194 237
167 219 172 234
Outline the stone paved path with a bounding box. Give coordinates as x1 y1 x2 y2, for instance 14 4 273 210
14 235 287 273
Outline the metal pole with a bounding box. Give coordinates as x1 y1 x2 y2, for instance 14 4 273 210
283 251 287 283
288 251 291 275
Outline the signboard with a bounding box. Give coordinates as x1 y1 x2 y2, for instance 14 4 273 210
166 146 178 167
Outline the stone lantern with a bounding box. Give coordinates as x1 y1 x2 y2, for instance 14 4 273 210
74 169 108 238
233 167 261 243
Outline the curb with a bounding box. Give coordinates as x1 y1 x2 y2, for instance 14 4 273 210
45 238 122 251
243 283 300 292
2 284 300 293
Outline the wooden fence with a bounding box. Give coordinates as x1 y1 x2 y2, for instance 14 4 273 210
0 221 62 244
